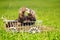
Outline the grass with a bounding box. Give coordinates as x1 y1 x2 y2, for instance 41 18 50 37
0 0 60 40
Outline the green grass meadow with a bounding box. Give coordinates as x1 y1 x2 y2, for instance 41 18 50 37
0 0 60 40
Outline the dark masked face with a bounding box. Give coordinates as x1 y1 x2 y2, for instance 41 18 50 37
28 13 32 16
28 13 33 18
19 14 24 18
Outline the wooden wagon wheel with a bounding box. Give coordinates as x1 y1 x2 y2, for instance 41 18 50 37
28 27 40 33
8 27 18 32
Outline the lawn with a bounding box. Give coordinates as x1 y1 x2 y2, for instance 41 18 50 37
0 0 60 40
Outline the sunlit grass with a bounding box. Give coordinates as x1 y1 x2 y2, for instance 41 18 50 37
0 0 60 40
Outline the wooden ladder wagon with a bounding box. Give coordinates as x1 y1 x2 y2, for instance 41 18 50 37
3 20 42 33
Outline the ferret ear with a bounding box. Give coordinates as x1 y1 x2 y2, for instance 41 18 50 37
26 8 31 13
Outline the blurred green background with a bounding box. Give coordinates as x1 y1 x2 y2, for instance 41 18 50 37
0 0 60 40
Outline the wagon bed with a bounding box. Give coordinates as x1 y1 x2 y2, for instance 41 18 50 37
3 20 53 33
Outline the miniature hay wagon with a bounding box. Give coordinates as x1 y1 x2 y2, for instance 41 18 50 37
3 19 52 33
